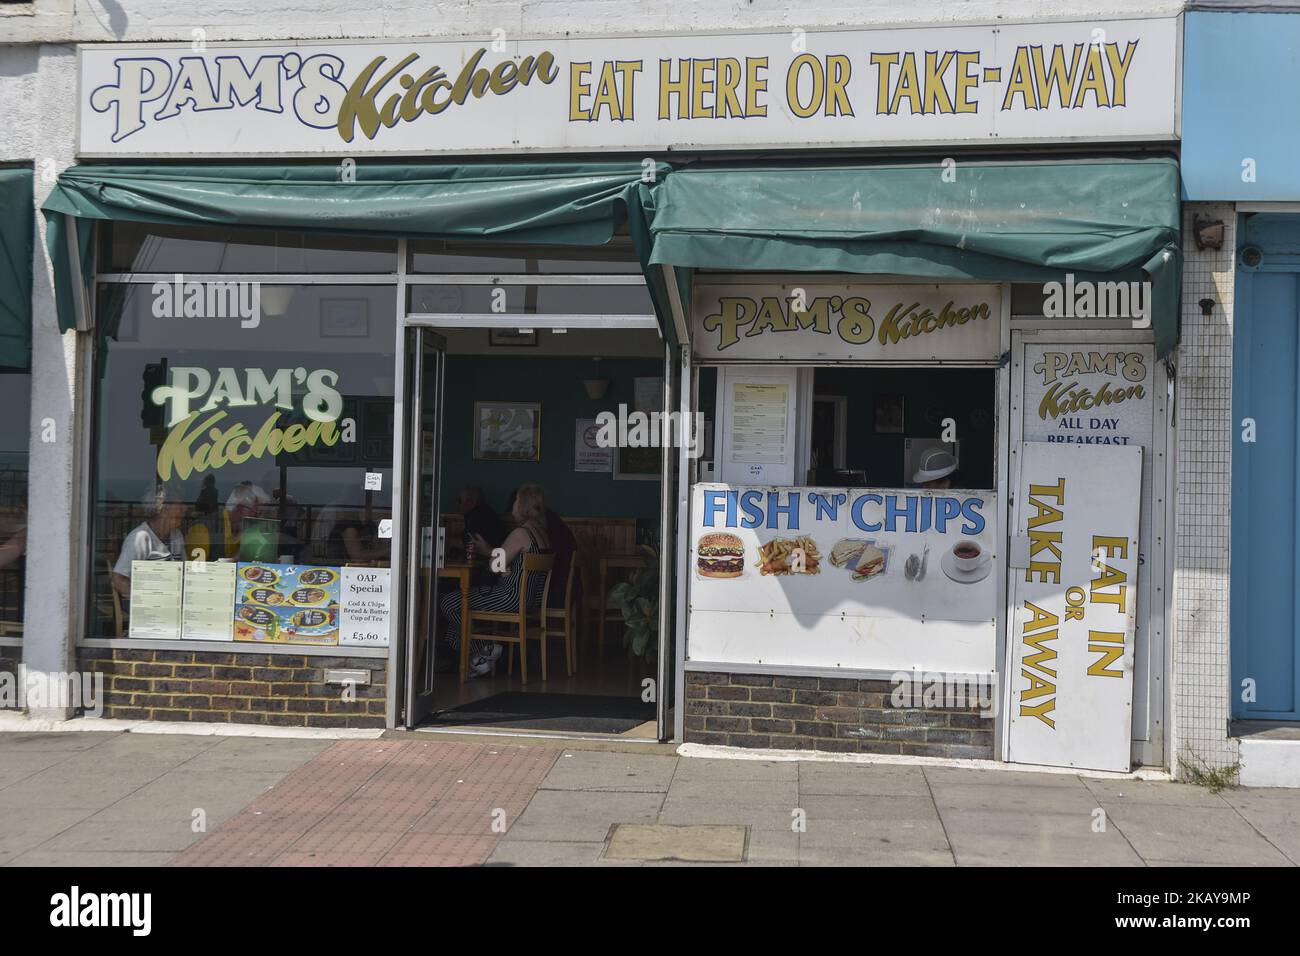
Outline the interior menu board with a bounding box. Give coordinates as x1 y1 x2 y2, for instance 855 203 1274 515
181 561 237 641
233 563 341 645
127 561 184 640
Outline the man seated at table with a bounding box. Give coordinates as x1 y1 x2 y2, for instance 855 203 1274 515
112 482 187 599
457 484 505 552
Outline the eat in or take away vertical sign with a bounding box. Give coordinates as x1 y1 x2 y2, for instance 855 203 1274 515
78 18 1177 156
1006 442 1141 773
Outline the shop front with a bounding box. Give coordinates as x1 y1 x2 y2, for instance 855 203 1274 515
36 15 1182 765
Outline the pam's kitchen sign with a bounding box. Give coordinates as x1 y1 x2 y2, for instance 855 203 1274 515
692 283 1003 362
78 18 1177 156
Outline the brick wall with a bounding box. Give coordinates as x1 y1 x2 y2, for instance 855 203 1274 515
80 648 387 728
684 671 994 758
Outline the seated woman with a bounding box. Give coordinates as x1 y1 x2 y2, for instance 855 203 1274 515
112 482 187 600
438 483 552 677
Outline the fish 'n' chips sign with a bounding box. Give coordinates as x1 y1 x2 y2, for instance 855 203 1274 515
78 18 1177 155
1005 442 1141 772
689 483 999 674
692 283 1004 362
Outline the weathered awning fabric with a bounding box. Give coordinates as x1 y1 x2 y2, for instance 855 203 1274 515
40 155 1182 355
644 156 1183 355
41 162 677 341
0 166 34 371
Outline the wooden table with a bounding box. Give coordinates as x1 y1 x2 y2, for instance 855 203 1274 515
597 552 649 659
436 563 474 683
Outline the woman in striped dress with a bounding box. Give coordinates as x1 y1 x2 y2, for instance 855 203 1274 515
439 484 552 677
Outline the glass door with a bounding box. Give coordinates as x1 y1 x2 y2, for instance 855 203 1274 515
403 327 446 728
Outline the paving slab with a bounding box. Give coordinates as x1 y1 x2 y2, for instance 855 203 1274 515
0 806 97 858
927 780 1098 814
36 816 213 854
1081 778 1231 808
671 757 800 782
798 762 930 797
798 842 955 866
657 795 800 831
180 736 335 773
539 750 678 792
507 789 663 842
0 766 170 810
0 732 123 752
604 823 747 862
486 839 640 866
88 770 285 824
1103 803 1294 866
798 794 951 854
6 849 176 867
938 808 1144 866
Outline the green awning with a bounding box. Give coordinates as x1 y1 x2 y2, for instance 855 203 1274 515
0 167 34 371
646 156 1182 355
41 162 676 341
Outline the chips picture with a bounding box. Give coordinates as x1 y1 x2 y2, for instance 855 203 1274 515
757 536 821 575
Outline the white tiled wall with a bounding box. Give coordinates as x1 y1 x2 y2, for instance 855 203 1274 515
1172 202 1239 774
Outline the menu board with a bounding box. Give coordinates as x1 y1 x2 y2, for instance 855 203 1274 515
127 561 184 640
233 563 341 645
181 561 237 641
730 383 790 463
339 567 392 647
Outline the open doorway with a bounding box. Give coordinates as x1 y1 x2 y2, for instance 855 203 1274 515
404 325 669 736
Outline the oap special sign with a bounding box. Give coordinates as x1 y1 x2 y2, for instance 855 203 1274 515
688 483 999 674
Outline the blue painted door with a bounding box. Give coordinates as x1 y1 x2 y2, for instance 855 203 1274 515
1233 215 1300 720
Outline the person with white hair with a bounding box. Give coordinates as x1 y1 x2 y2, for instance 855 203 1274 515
221 480 273 559
112 482 187 598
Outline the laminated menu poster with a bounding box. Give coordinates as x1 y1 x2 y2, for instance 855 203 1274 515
181 561 238 641
233 563 341 645
127 561 184 640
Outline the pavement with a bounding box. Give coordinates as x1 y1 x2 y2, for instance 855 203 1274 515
0 729 1297 866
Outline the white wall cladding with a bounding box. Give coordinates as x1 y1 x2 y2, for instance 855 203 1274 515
4 0 1184 43
1172 202 1240 777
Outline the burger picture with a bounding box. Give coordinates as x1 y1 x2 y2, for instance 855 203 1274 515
697 532 745 579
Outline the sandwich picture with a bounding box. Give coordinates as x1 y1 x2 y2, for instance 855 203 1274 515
851 544 886 581
697 532 745 579
830 538 867 568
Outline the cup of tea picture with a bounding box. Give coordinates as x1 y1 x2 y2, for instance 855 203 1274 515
952 540 984 572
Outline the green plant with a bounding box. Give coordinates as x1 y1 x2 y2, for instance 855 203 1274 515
1177 750 1242 793
608 545 659 666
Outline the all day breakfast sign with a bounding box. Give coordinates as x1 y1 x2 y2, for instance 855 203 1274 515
78 18 1177 156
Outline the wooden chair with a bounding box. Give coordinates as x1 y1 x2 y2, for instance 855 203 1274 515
466 553 554 684
542 552 581 677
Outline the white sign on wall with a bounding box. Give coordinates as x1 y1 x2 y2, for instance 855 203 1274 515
78 19 1178 156
692 283 1004 363
716 367 799 486
689 483 998 674
339 566 391 647
1005 442 1141 773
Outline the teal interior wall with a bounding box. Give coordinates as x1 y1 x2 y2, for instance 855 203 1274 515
439 355 663 519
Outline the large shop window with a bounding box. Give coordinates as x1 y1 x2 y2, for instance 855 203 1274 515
0 371 29 638
90 226 398 644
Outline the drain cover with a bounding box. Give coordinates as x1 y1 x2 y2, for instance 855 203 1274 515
603 824 748 862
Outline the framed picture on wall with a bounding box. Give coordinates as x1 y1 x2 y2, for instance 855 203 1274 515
614 445 659 481
489 328 538 347
473 401 541 461
874 393 905 434
320 298 370 338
